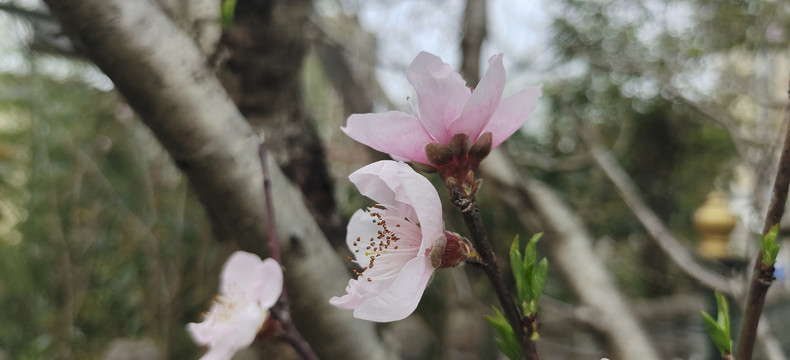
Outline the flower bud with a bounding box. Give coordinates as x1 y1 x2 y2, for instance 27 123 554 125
469 131 493 161
428 231 479 268
449 133 471 158
425 142 453 167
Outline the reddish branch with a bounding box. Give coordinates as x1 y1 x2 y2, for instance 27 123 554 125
258 141 318 360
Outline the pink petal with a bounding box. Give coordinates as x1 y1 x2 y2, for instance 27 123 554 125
352 256 434 322
449 54 506 140
407 52 471 144
483 86 542 148
256 258 283 309
343 111 434 164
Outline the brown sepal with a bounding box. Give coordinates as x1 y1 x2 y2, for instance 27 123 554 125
425 142 453 167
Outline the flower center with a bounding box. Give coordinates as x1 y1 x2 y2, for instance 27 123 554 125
348 207 419 282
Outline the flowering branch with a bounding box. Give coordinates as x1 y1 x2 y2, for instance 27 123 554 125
735 81 790 360
258 140 319 360
448 184 538 360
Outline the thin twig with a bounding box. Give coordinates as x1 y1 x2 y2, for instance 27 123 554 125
735 80 790 360
258 139 319 360
582 125 738 294
449 187 538 360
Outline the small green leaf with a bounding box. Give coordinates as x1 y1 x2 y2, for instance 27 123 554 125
220 0 237 30
714 291 730 338
510 235 525 302
485 307 523 360
700 291 732 356
530 258 548 314
509 233 547 316
761 225 781 266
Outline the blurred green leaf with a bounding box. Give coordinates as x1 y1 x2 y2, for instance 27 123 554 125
700 291 732 356
485 307 522 360
761 225 780 266
220 0 237 30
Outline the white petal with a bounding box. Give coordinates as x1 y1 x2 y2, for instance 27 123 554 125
188 302 265 351
352 256 434 322
345 209 382 264
220 251 265 296
256 258 283 309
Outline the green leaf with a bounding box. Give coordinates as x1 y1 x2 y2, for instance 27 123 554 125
700 291 732 356
220 0 237 30
531 258 548 314
761 225 781 266
485 307 523 360
509 235 525 304
509 233 547 316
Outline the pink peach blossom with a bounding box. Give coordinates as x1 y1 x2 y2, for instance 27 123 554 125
188 251 283 360
330 160 444 322
342 51 541 165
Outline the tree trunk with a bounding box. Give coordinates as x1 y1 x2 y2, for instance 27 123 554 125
43 1 395 359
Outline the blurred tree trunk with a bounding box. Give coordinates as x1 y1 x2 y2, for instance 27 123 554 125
42 1 396 359
218 0 344 244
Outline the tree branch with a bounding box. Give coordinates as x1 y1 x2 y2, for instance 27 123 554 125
736 80 790 360
480 149 660 360
42 1 395 359
581 126 740 294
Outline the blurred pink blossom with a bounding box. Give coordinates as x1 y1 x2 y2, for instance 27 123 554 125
188 251 283 360
343 51 541 165
330 160 443 322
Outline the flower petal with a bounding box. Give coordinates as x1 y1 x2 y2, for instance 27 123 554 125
220 251 282 308
407 51 471 144
220 251 266 296
330 277 391 310
349 161 416 220
394 166 444 253
483 86 542 148
345 209 382 264
343 111 434 164
349 161 443 249
257 258 283 309
187 302 265 352
449 54 506 140
352 256 434 322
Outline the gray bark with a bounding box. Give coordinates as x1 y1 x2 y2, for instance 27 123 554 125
42 1 395 359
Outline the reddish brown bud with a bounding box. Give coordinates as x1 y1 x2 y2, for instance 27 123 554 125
425 142 453 166
469 131 493 161
449 133 471 158
428 231 479 268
